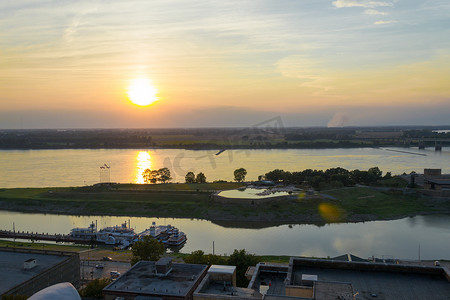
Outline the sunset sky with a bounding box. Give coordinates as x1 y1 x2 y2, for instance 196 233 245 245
1 0 449 128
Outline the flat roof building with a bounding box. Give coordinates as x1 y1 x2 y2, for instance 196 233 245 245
194 264 262 300
103 258 208 300
0 247 80 297
105 256 450 300
247 263 289 298
287 257 450 300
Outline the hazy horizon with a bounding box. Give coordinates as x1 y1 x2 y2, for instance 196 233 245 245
1 0 449 128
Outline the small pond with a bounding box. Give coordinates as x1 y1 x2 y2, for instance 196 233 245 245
217 188 292 199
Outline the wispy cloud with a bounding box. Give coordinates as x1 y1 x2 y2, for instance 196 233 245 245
333 0 393 8
374 20 394 25
333 1 394 25
364 9 387 15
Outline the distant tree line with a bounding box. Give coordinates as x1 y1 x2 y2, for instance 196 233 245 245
264 167 394 190
184 168 247 184
2 127 448 150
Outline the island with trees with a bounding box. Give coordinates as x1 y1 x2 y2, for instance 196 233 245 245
0 166 448 225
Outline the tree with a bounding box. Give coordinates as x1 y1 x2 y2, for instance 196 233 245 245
142 168 172 184
158 167 172 183
196 172 206 183
184 250 227 265
131 236 165 265
79 278 111 299
265 169 286 182
185 171 196 183
368 167 382 179
227 249 258 287
234 168 247 182
311 175 324 190
143 169 159 184
184 250 208 264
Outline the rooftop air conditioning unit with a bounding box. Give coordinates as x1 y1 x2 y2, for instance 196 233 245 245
24 258 37 270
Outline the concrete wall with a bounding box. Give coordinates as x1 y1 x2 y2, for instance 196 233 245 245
209 272 236 288
194 275 261 300
248 263 288 290
1 247 80 297
424 169 442 176
104 293 185 300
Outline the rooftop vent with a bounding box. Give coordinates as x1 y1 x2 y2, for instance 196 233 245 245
301 274 318 287
156 257 172 277
24 258 37 270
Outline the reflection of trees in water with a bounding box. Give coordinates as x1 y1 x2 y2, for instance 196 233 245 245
406 214 450 230
210 220 328 229
418 214 450 230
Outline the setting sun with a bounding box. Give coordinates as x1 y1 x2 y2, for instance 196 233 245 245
127 78 158 106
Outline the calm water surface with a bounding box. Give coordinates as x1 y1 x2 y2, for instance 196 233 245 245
1 148 449 259
0 148 449 187
218 188 291 199
0 211 449 260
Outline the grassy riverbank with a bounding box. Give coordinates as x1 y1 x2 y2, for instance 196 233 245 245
0 183 448 224
0 240 89 252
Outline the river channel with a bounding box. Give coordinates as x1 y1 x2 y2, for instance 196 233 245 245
1 148 449 260
1 211 449 260
0 147 449 187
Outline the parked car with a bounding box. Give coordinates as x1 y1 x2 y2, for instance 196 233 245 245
110 271 120 278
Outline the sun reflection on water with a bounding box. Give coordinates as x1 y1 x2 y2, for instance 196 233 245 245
135 151 152 183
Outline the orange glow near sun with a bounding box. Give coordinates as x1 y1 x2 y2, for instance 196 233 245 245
136 151 152 184
127 78 158 106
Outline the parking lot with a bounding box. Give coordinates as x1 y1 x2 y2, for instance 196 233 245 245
80 259 131 281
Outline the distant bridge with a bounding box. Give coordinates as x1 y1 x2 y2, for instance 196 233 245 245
411 138 449 151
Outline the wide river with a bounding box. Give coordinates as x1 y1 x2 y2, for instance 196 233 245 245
1 211 449 260
0 148 449 260
0 147 449 187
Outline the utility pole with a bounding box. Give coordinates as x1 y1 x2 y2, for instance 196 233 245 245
418 243 421 261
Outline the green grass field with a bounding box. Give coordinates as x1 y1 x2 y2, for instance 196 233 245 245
325 187 430 218
0 240 88 252
0 184 445 223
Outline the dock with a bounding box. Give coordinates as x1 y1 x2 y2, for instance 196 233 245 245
0 230 93 244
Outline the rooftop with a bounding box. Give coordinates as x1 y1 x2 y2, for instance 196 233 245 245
200 281 259 298
331 254 367 262
290 259 450 300
103 261 208 297
313 281 353 300
0 250 68 295
248 263 289 297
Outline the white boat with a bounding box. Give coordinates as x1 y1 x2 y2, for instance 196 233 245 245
69 220 185 247
95 221 136 245
167 228 187 246
138 222 187 247
70 222 97 240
